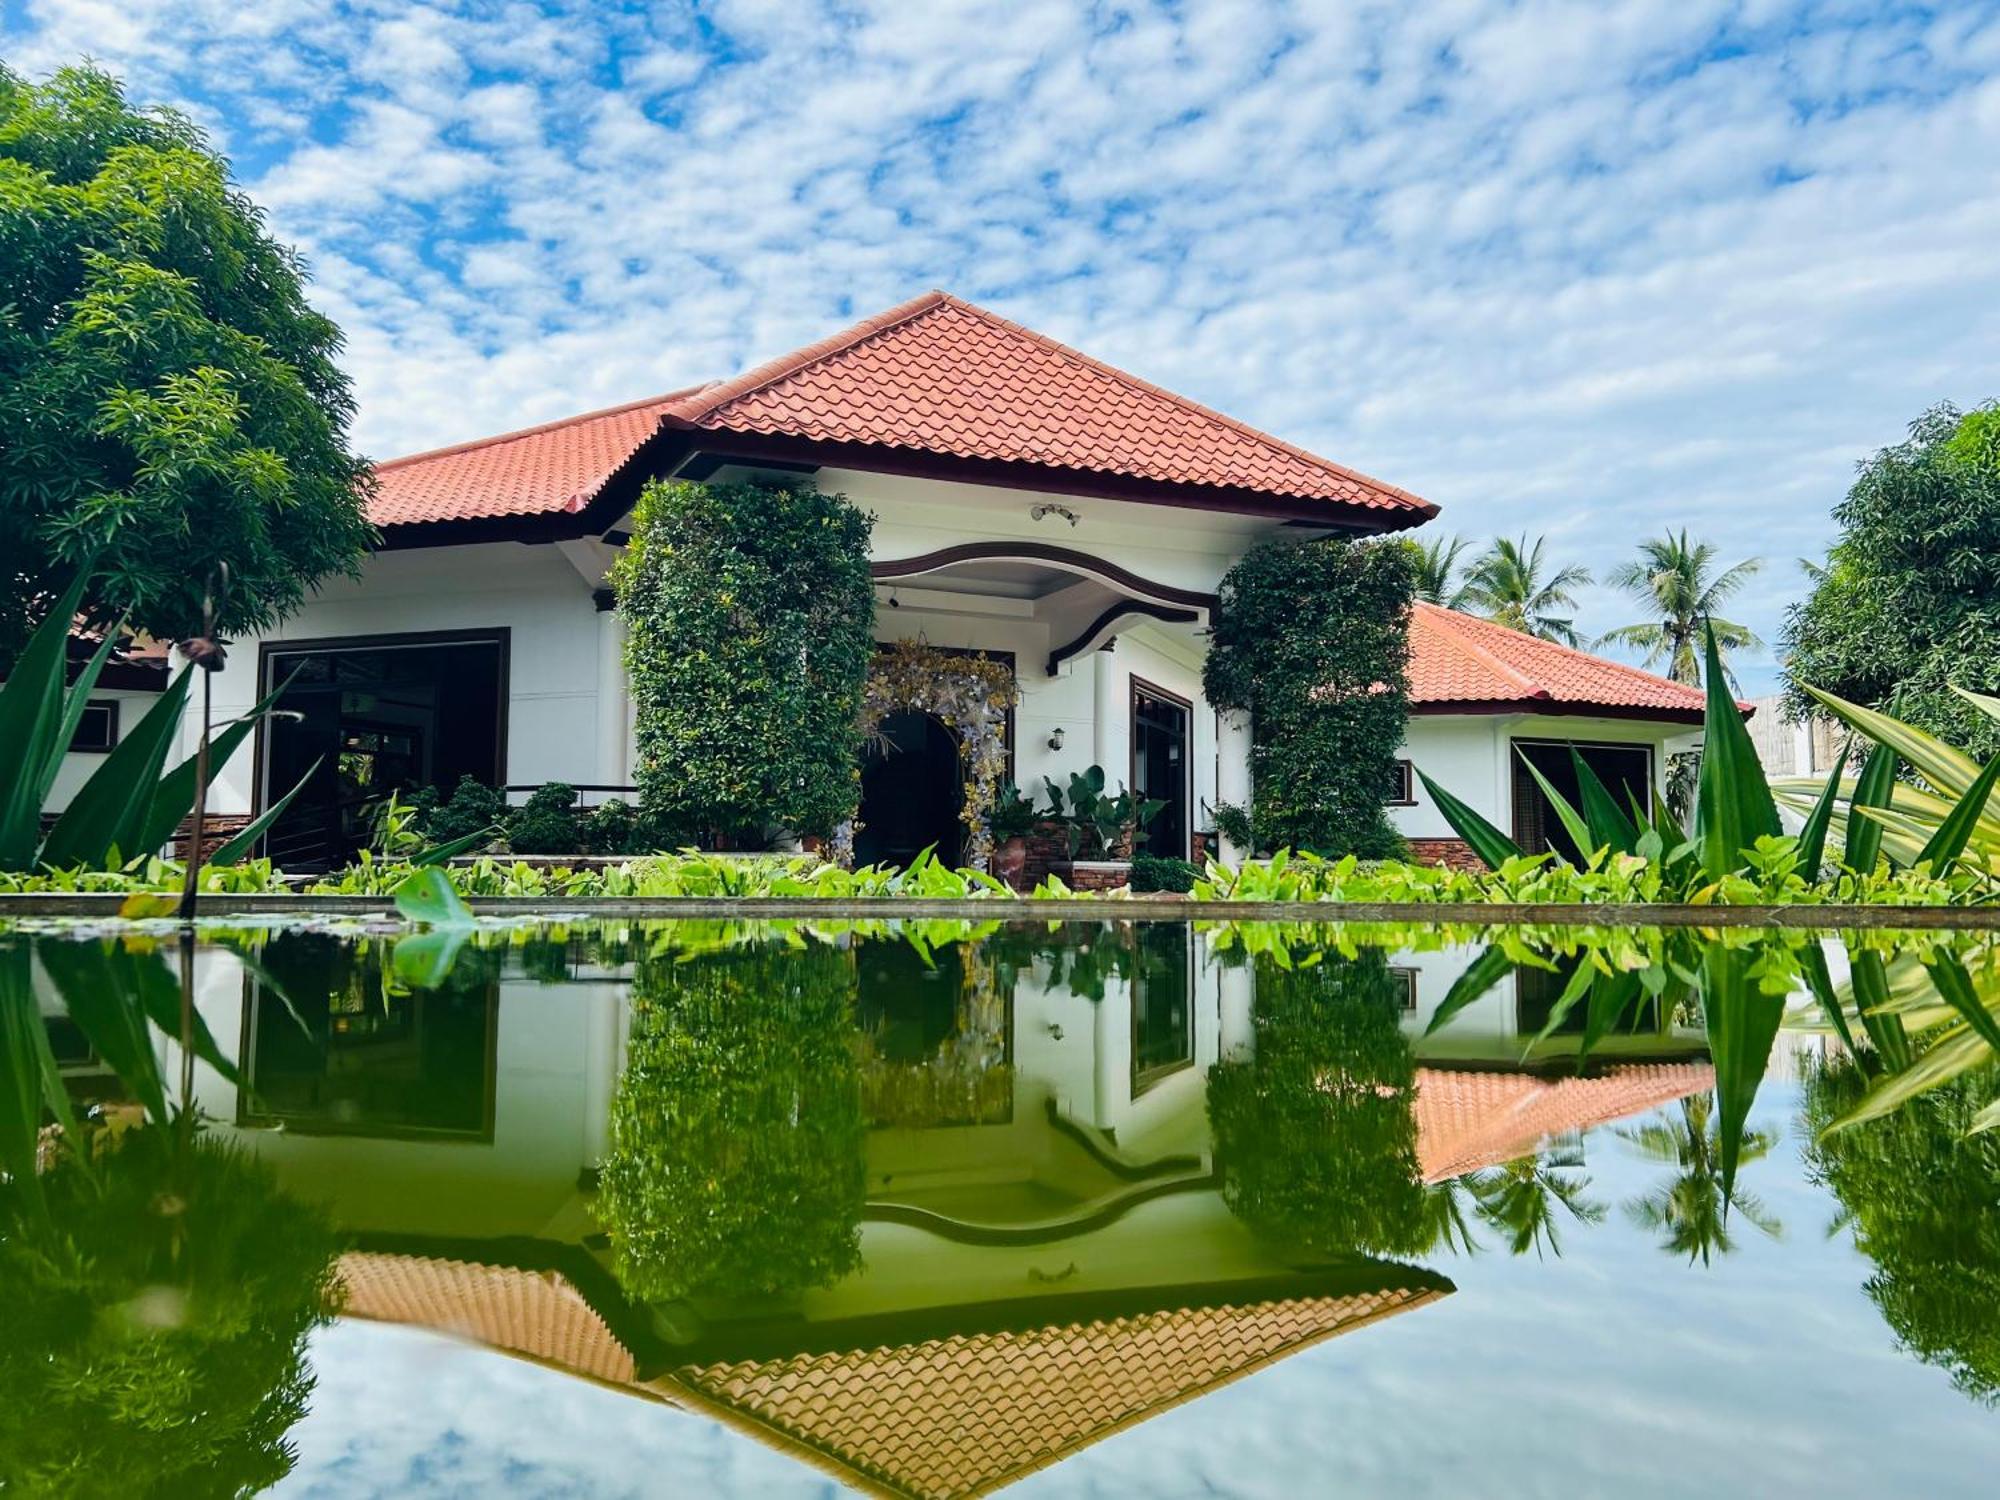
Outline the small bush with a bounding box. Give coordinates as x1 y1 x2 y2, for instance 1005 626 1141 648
412 776 508 849
1130 852 1200 893
506 782 582 855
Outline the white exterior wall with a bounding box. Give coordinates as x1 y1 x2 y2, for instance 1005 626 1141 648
45 687 168 808
184 466 1268 831
1391 711 1696 843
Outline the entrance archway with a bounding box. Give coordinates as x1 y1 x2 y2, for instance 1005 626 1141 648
855 712 965 868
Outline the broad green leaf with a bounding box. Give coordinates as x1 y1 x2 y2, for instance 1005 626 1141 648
38 666 193 869
34 624 121 814
0 954 53 1225
1843 740 1897 875
36 941 171 1125
1692 626 1780 877
1805 682 1983 799
1797 942 1857 1054
137 673 299 856
1415 768 1524 870
1516 751 1594 861
1525 958 1599 1055
1848 946 1911 1072
1921 955 2000 1058
391 929 472 989
393 866 476 926
1793 742 1849 880
413 823 502 867
1425 945 1521 1036
1571 748 1639 856
0 573 89 868
206 756 323 866
1914 750 2000 872
1700 941 1784 1203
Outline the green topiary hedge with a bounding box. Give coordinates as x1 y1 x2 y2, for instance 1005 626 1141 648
612 478 875 848
1203 535 1414 857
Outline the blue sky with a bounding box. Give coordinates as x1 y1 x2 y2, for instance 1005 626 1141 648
5 0 1999 688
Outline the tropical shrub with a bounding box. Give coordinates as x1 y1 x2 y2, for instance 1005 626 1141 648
0 65 373 665
1783 402 2000 761
1207 946 1427 1256
1039 764 1163 860
596 944 866 1303
1803 1059 2000 1404
408 774 508 849
612 478 874 848
1204 536 1413 858
1129 851 1199 893
504 781 582 855
0 574 300 873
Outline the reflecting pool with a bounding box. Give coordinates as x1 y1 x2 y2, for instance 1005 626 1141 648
3 918 1997 1497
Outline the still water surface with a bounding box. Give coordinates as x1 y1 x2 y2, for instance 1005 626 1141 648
4 918 1996 1497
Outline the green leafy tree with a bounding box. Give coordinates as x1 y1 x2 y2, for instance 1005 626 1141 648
596 943 867 1305
1204 536 1413 857
1460 535 1591 645
1207 948 1428 1257
1802 1058 2000 1405
612 478 874 847
1782 403 2000 760
1597 531 1763 690
1619 1092 1782 1264
1406 533 1472 607
0 65 374 662
0 1128 343 1498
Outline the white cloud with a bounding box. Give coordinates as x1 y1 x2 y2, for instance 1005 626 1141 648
5 0 1998 678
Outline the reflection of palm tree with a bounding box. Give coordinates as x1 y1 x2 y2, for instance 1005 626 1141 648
1466 1152 1607 1258
1420 1177 1484 1255
1619 1093 1782 1264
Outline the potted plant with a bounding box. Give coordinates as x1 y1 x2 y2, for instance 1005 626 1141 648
1042 767 1166 873
986 783 1039 887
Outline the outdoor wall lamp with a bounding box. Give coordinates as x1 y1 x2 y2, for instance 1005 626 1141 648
1048 726 1065 751
1031 502 1079 526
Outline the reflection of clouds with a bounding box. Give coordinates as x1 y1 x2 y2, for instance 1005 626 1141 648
280 1322 829 1498
4 4 1996 663
274 1091 2000 1497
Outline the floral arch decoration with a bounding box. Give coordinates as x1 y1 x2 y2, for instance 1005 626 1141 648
854 639 1019 870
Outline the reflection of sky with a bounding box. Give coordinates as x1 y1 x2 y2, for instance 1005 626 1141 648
277 1085 2000 1498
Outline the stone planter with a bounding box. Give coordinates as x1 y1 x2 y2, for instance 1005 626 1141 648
1067 860 1132 892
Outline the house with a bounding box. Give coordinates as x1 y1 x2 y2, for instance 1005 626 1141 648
67 288 1722 870
1394 603 1722 867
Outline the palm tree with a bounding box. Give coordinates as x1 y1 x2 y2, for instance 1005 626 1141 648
1460 536 1592 645
1465 1149 1607 1258
1596 530 1763 690
1618 1093 1782 1264
1407 534 1472 608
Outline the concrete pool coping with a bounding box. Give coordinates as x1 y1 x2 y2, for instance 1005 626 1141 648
3 894 1998 928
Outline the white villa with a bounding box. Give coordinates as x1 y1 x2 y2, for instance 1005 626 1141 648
54 291 1720 869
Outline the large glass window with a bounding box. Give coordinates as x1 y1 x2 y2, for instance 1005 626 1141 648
1131 680 1191 860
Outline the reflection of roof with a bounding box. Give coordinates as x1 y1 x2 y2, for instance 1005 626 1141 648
1408 603 1723 722
336 1250 1447 1499
366 292 1434 532
1414 1063 1715 1182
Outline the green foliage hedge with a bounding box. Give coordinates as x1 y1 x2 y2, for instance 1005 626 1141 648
1206 946 1427 1256
1204 536 1414 858
596 944 866 1303
613 478 875 848
1783 403 2000 760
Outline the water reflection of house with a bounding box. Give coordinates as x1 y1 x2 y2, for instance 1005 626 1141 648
161 930 1713 1498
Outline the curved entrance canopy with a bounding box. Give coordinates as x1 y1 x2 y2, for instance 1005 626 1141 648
871 542 1214 676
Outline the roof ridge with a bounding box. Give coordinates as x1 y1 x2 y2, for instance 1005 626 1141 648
1414 603 1546 698
663 291 951 426
374 385 707 472
927 293 1433 510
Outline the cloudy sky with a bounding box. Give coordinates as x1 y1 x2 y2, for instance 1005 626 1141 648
5 0 1998 687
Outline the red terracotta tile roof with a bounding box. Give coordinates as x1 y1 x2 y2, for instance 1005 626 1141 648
658 292 1434 519
368 389 699 527
1409 602 1722 721
1414 1063 1715 1182
366 293 1434 530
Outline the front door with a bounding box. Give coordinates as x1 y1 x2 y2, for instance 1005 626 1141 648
1131 680 1191 859
855 711 965 867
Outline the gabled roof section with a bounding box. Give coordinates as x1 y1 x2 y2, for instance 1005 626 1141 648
369 389 699 527
1409 603 1725 723
660 292 1434 520
1415 1064 1715 1183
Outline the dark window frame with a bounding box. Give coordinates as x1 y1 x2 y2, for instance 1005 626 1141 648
1387 758 1415 806
252 627 512 818
1509 737 1656 857
70 699 120 754
1131 925 1196 1097
1389 965 1419 1011
1129 675 1194 861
